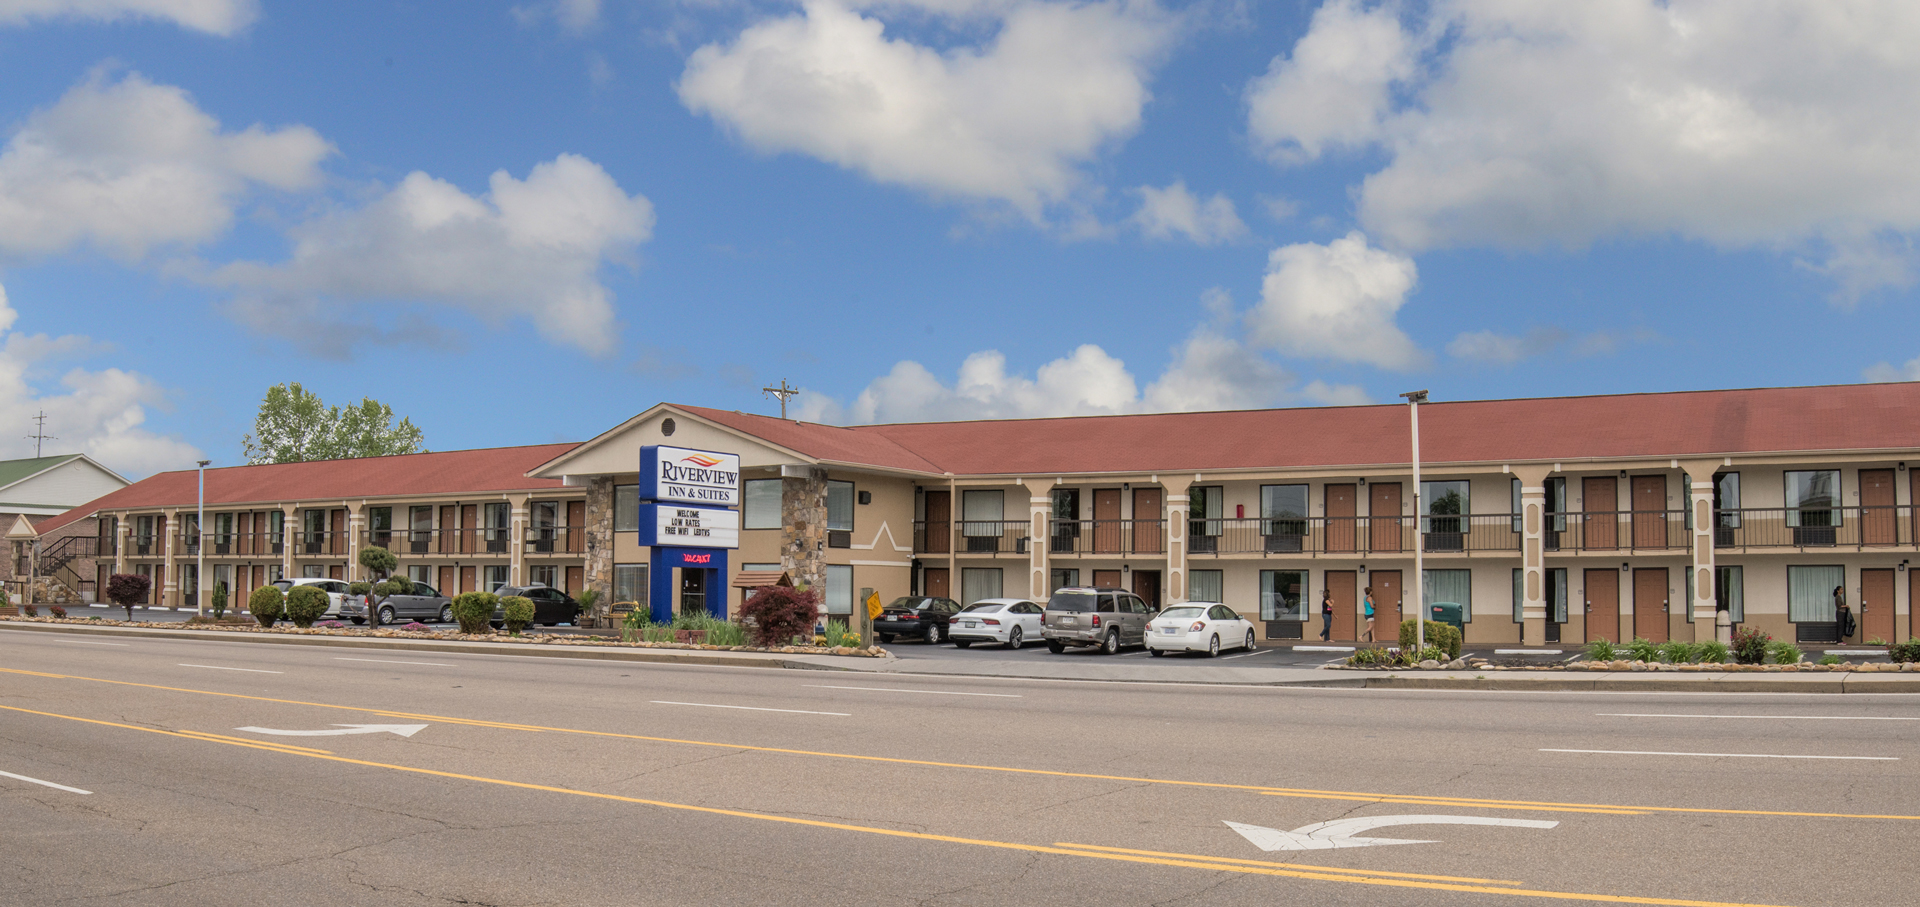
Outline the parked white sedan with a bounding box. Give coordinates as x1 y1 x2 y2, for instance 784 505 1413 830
947 599 1046 649
1146 603 1256 657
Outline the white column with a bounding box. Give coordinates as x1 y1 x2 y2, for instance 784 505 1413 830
1683 460 1719 643
1163 475 1194 606
1513 465 1553 646
1021 479 1056 601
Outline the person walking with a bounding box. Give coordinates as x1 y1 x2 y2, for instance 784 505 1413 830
1834 584 1854 642
1320 587 1334 641
1362 586 1376 643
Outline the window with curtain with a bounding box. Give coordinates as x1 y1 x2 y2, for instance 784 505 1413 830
484 565 508 592
1260 570 1307 620
1423 568 1473 622
1787 565 1841 622
1190 486 1224 538
1548 568 1567 623
742 479 781 530
1714 473 1741 529
1189 569 1224 603
962 567 1003 605
1784 471 1839 528
267 510 284 546
1716 566 1744 623
1684 567 1694 623
614 564 648 606
615 484 641 532
1511 478 1522 532
962 489 1004 537
368 506 393 546
1260 485 1307 534
827 481 855 532
1511 568 1523 623
826 564 853 614
1422 481 1469 534
1050 568 1079 591
1545 477 1567 530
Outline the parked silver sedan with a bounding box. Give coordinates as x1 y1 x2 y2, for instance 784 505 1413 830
947 599 1045 649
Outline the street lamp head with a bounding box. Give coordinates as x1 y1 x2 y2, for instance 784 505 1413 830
1399 390 1429 404
197 460 211 468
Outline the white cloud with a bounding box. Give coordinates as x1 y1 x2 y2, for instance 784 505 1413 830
796 288 1369 424
0 70 331 261
1249 230 1426 371
1246 0 1415 163
1130 180 1245 245
1864 358 1920 383
1250 0 1920 295
0 281 201 477
0 0 255 34
206 153 654 357
1446 327 1566 365
677 0 1175 217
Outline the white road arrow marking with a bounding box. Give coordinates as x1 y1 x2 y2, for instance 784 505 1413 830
234 724 427 738
1226 814 1559 851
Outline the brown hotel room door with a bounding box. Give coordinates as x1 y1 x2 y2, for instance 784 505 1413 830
1369 483 1401 552
1093 489 1123 553
1132 488 1163 554
1325 570 1357 640
1325 484 1357 553
1633 567 1669 644
1369 570 1402 630
922 492 950 554
1861 469 1896 546
1862 568 1895 643
1584 568 1619 643
923 568 950 600
1631 476 1666 549
1583 477 1618 550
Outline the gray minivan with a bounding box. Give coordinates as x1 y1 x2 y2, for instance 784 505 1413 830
364 579 453 624
1041 587 1155 655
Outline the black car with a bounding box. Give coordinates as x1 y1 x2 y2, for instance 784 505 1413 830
873 596 960 644
490 585 582 628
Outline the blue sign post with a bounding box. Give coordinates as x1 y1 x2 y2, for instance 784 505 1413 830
637 445 741 624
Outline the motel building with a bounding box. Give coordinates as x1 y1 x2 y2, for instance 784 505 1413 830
35 381 1920 648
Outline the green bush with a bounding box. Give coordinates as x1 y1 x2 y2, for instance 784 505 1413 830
501 595 535 634
823 619 852 647
1818 654 1843 666
1732 626 1771 664
1767 641 1803 665
1625 637 1659 662
450 591 497 634
1584 638 1617 662
1347 647 1394 666
1889 639 1920 663
248 585 284 627
1656 640 1700 664
283 585 329 628
1696 640 1731 664
1397 619 1461 660
210 584 228 619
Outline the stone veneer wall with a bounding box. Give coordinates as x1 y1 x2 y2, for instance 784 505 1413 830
780 468 828 590
583 476 614 622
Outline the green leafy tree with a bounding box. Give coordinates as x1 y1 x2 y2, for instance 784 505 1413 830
356 545 401 627
242 383 426 464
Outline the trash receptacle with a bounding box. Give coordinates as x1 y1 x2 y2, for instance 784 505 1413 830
1428 602 1464 633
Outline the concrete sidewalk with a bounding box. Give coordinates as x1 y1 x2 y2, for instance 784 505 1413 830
7 619 1919 692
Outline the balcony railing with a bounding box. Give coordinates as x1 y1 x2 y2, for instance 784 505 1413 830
523 526 585 555
1539 510 1687 552
1048 519 1166 555
1711 506 1913 550
297 530 348 557
953 520 1030 554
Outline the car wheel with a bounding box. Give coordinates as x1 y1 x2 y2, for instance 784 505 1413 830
1008 627 1023 650
1245 630 1256 652
924 623 941 644
1207 634 1220 658
379 606 396 624
489 620 503 630
954 640 972 648
350 617 366 626
1100 629 1120 655
1148 647 1164 657
438 605 454 623
1046 640 1066 654
878 633 895 644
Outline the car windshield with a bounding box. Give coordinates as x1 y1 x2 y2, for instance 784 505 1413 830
885 597 928 610
1159 607 1204 620
1047 592 1097 613
959 603 1003 613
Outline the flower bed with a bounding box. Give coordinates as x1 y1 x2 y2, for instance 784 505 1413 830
0 614 889 657
1332 654 1916 672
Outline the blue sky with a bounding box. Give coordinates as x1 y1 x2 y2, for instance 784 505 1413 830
0 0 1916 478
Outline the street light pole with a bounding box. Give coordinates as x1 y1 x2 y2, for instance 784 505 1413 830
1400 391 1428 656
195 460 211 619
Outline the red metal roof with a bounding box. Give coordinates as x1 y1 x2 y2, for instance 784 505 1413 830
684 382 1920 476
37 443 578 535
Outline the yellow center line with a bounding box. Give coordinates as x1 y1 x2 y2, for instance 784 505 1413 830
0 705 338 759
2 667 1911 823
3 701 1802 907
173 730 334 754
1260 792 1645 815
1050 842 1525 884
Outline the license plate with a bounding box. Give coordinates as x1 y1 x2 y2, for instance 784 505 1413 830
1160 627 1179 635
963 622 977 628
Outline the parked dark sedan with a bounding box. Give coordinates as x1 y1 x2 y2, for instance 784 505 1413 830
872 596 961 644
490 585 581 628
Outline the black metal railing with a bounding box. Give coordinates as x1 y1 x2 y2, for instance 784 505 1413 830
953 520 1030 554
1047 519 1166 555
1712 506 1913 550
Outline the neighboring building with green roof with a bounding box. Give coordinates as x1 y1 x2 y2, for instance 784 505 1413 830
1 454 130 599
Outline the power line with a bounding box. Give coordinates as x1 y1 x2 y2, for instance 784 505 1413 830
26 411 55 458
762 380 799 420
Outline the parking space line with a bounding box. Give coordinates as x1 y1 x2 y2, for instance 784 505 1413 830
335 657 455 667
1542 748 1896 761
1598 713 1919 721
804 685 1020 698
179 664 282 674
651 701 849 717
0 769 91 795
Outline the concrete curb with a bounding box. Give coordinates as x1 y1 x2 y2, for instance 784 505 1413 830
1309 672 1920 693
0 620 884 672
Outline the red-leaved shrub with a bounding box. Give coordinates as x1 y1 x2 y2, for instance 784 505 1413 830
739 585 820 648
106 573 153 621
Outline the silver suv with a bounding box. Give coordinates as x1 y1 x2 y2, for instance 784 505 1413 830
1041 587 1154 655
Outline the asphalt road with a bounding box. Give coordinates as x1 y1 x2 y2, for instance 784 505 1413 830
4 628 1916 907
